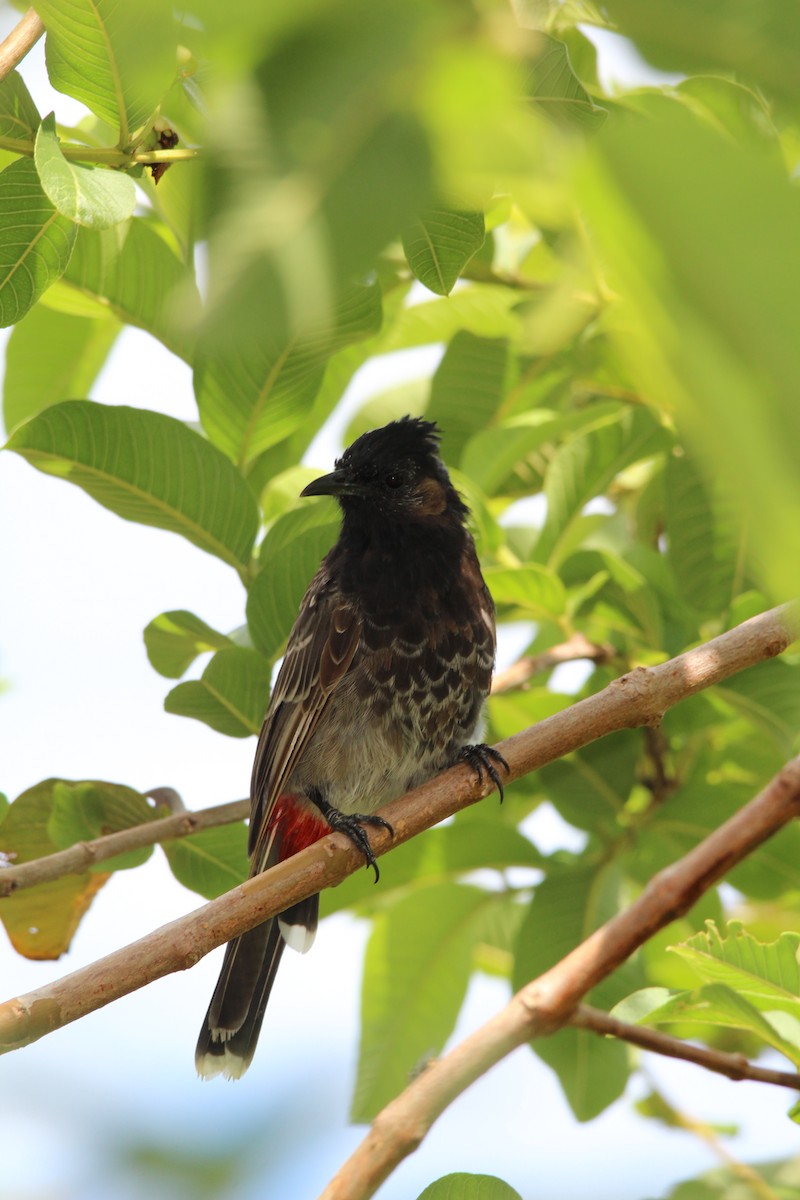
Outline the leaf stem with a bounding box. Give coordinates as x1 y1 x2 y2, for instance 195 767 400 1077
0 133 199 166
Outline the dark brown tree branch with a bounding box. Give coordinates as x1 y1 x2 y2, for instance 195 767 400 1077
570 1003 800 1090
318 753 800 1200
0 9 44 84
0 602 796 1058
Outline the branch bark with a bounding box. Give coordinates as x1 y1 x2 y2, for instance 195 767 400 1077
2 602 795 897
0 9 44 84
570 1003 800 1090
0 603 796 1056
318 753 800 1200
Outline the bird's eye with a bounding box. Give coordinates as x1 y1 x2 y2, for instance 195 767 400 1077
385 471 404 489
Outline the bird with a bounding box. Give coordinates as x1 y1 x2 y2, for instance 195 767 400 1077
195 415 507 1080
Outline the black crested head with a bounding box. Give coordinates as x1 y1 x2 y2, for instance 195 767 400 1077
301 416 468 526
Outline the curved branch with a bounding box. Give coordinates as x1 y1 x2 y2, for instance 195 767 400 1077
0 602 796 1056
318 754 800 1200
570 1003 800 1090
0 9 44 85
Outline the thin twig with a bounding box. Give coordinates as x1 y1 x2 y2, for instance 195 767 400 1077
318 753 800 1200
0 9 44 85
570 1003 800 1091
491 632 615 694
0 603 796 1059
0 799 249 896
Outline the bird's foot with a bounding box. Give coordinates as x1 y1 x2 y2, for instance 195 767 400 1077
458 744 510 802
311 796 393 883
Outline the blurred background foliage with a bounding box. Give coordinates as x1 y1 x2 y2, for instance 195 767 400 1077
1 0 800 1196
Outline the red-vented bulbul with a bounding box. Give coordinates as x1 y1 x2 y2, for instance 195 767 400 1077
195 416 506 1079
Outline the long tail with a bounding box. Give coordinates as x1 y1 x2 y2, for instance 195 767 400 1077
195 892 319 1080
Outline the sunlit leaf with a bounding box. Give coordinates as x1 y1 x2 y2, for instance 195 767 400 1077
526 35 607 132
195 280 382 467
62 219 200 362
37 0 177 140
6 401 259 569
427 331 508 461
417 1175 523 1200
144 610 233 679
402 208 485 296
34 113 136 229
247 504 340 660
513 861 643 1119
0 70 40 139
0 779 116 959
2 303 119 433
164 647 271 737
353 884 503 1121
48 780 156 871
162 822 249 898
0 157 76 326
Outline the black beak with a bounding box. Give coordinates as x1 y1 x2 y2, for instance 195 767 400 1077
300 468 362 499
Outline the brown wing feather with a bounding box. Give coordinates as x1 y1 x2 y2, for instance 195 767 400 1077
248 565 361 867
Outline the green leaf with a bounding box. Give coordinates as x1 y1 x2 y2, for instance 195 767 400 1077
204 2 433 353
535 406 670 566
663 1154 800 1199
247 505 340 660
579 95 800 600
0 157 76 326
426 332 508 461
620 982 800 1067
323 818 545 918
601 0 800 114
526 35 607 131
6 400 259 570
380 285 523 351
37 0 177 141
714 660 800 756
0 779 115 959
627 773 800 902
343 379 430 446
513 861 642 1119
2 303 119 433
489 688 572 742
0 70 40 139
34 113 136 230
483 563 566 620
536 730 640 836
195 280 382 468
402 208 485 296
48 780 155 871
164 647 271 737
62 219 200 362
353 883 500 1121
460 403 621 498
417 1176 523 1200
143 610 233 679
162 822 249 899
672 922 800 1018
665 453 740 619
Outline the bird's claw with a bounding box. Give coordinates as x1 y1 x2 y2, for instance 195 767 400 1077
458 744 510 802
321 807 394 883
